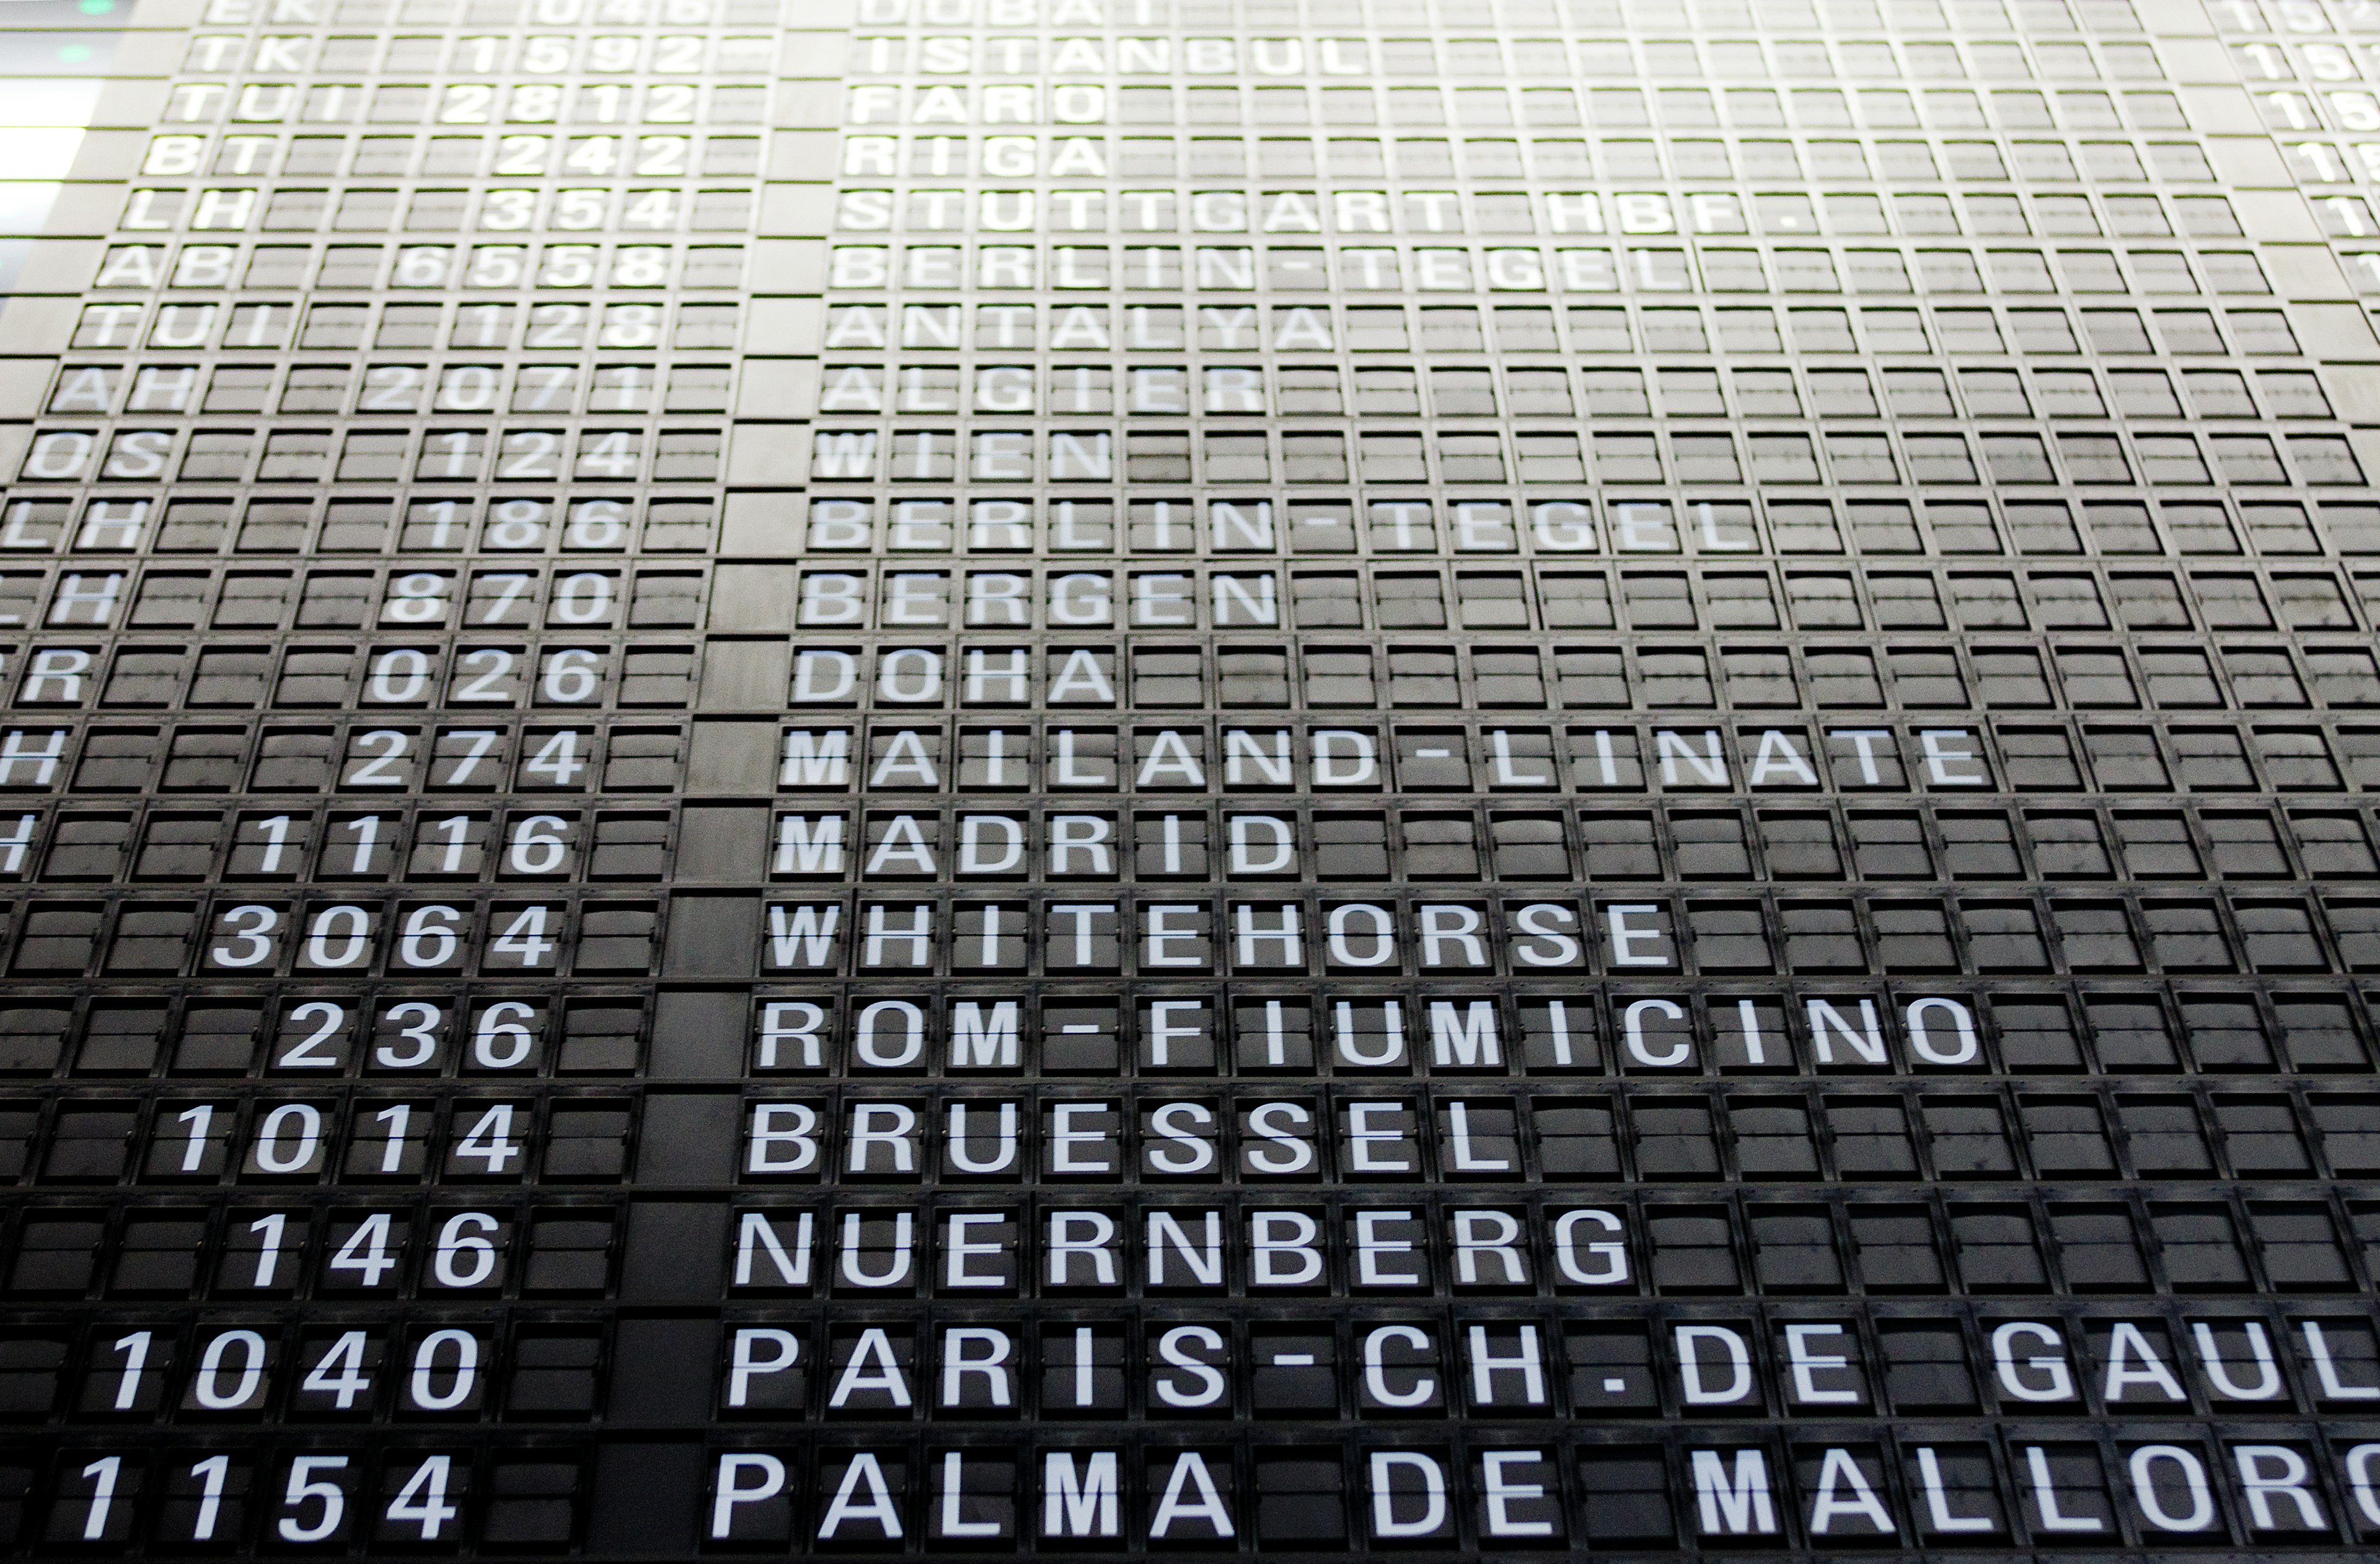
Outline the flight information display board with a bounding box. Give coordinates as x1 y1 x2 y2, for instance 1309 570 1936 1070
4 0 2380 1553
